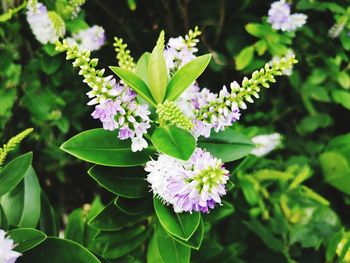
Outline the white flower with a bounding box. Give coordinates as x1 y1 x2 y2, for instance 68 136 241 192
26 0 65 44
251 133 282 157
270 50 295 76
0 229 21 263
131 136 148 152
67 25 106 52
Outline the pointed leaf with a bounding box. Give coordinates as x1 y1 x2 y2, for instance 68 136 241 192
61 129 155 167
0 152 32 197
151 126 196 161
1 166 41 228
153 197 200 241
109 66 156 106
88 166 149 198
198 128 255 162
165 54 211 101
8 228 47 253
171 217 204 250
148 40 168 103
20 237 100 263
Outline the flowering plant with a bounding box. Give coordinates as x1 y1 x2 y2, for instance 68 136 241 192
52 28 296 261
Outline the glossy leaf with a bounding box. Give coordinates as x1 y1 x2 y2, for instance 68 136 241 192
198 128 255 162
1 166 41 228
61 129 155 167
114 196 151 215
88 166 149 198
147 222 191 263
204 200 235 222
39 191 59 236
89 200 147 231
165 54 211 101
153 197 200 241
172 217 204 250
8 228 47 253
151 126 196 161
0 152 32 197
103 228 150 259
20 237 100 263
109 66 156 106
0 204 8 230
148 36 168 103
65 208 85 244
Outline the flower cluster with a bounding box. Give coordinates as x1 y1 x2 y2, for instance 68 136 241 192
328 16 348 39
164 27 201 75
113 38 136 71
193 56 297 136
251 133 282 157
267 0 307 32
26 0 65 44
0 229 21 263
67 25 106 51
146 148 229 213
270 49 295 76
55 40 151 152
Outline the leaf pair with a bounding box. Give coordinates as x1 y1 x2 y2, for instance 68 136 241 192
110 44 211 106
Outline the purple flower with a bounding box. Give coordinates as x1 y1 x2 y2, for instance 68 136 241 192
118 125 134 140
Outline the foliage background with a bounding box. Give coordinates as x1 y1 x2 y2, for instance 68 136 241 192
1 0 350 262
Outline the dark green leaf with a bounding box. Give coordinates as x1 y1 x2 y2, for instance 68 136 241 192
61 129 155 167
0 152 32 197
198 128 254 162
65 208 85 244
172 217 204 250
20 237 100 263
114 196 151 215
88 166 149 198
153 197 200 241
39 191 59 236
8 228 47 253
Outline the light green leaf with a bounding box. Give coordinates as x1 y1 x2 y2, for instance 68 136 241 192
20 237 101 263
198 128 255 162
0 152 32 197
61 129 155 167
235 45 254 70
135 52 151 84
320 152 350 195
151 126 196 161
109 66 156 106
245 23 270 38
153 197 201 241
1 166 41 228
8 228 47 253
336 71 350 89
332 90 350 110
88 166 149 198
165 54 211 101
148 32 168 103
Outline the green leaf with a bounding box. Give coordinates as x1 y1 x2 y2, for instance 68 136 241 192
8 228 47 253
109 66 156 106
89 200 148 231
332 90 350 110
245 23 270 38
336 71 350 89
94 225 146 244
1 166 41 228
0 152 32 197
171 217 204 250
235 45 254 70
20 237 100 263
88 166 149 198
151 126 196 161
147 222 191 263
165 54 211 101
326 228 344 261
40 55 62 75
103 228 150 259
320 152 350 195
135 52 151 84
198 128 255 162
254 40 267 56
0 204 8 230
61 129 155 167
114 196 151 215
148 32 168 103
153 197 200 241
65 208 85 244
39 191 59 236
